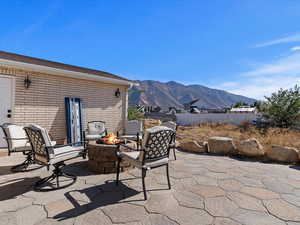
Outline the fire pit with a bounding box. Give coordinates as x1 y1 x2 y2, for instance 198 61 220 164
87 136 135 174
96 133 125 145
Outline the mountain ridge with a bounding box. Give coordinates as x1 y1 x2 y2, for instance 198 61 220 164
129 80 256 109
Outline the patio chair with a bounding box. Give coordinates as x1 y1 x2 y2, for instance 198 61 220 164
84 121 107 142
0 123 56 172
116 126 175 200
24 124 86 191
117 120 143 148
161 121 178 160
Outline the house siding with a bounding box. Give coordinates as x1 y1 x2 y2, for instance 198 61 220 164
0 66 128 142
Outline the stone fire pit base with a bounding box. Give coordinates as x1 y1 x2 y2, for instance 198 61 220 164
87 142 134 174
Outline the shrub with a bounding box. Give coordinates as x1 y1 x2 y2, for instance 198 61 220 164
262 85 300 128
128 107 144 121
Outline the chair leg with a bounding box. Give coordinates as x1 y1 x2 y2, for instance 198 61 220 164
116 158 121 186
142 169 147 200
173 147 177 160
11 152 36 172
34 162 76 192
166 164 171 189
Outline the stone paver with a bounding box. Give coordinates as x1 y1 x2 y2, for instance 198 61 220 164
227 192 266 212
240 186 280 200
102 203 148 223
0 212 17 225
190 185 226 198
218 179 243 191
230 208 286 225
213 218 242 225
142 214 178 225
16 205 46 225
173 190 204 209
264 199 300 222
205 196 239 217
1 151 300 225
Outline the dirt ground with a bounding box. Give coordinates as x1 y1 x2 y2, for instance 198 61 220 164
176 122 300 150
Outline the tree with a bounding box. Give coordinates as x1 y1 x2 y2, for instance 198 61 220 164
232 101 249 108
262 85 300 127
128 107 144 121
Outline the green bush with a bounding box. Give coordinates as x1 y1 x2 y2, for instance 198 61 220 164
128 107 144 121
262 85 300 127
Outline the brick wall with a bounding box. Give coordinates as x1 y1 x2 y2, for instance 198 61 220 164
0 66 128 141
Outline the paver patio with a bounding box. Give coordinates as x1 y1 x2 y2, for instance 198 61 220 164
1 150 300 225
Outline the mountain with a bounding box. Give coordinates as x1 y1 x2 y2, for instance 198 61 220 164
129 80 256 109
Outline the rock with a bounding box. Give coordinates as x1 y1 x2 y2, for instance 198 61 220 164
266 145 299 163
238 138 264 157
208 137 236 155
143 119 161 129
179 141 208 153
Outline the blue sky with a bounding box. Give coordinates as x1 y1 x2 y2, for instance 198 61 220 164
1 1 300 99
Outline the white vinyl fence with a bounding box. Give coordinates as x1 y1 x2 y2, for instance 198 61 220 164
176 113 259 126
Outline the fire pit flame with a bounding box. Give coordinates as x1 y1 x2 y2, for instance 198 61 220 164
102 133 122 145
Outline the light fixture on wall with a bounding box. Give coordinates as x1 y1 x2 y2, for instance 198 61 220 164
115 88 121 98
24 75 32 89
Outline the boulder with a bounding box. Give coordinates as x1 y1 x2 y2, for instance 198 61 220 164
143 119 161 129
179 141 208 153
238 138 264 157
208 137 236 155
266 145 299 163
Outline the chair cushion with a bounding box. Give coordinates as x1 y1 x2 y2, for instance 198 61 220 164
161 121 177 131
118 151 142 168
5 125 28 151
143 158 169 169
51 146 85 164
14 142 32 151
85 134 103 140
88 122 106 135
119 151 169 169
119 134 142 141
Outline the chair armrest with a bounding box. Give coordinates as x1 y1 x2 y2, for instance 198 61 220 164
3 137 28 140
52 141 86 149
52 144 72 148
118 143 144 152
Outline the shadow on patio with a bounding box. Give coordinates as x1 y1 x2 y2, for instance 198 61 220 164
53 180 141 221
0 177 40 200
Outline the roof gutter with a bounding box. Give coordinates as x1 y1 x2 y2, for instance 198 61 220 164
0 58 133 87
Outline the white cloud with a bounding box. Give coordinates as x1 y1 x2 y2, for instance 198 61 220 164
217 52 300 100
242 52 300 77
254 33 300 48
291 46 300 52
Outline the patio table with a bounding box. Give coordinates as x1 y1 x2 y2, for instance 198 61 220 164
87 141 135 174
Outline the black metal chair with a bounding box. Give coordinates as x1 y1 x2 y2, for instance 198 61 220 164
161 121 178 160
0 123 33 172
116 126 175 200
0 123 56 172
117 120 144 149
24 124 87 191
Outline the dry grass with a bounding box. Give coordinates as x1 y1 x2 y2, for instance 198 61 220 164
177 122 300 150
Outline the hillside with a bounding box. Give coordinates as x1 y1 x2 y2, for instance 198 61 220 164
129 80 256 109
